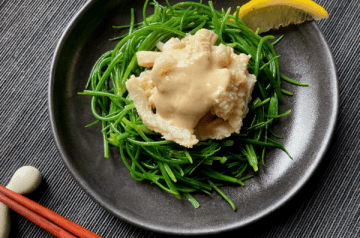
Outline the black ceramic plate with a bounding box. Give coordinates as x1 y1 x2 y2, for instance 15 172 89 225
49 0 338 235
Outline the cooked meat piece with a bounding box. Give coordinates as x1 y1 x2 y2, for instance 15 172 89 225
126 29 256 147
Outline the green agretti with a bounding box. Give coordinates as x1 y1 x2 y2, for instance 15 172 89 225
79 0 307 210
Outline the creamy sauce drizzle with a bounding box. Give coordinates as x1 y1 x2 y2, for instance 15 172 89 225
150 48 231 132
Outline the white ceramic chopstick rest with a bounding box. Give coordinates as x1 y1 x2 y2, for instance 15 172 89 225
0 166 42 238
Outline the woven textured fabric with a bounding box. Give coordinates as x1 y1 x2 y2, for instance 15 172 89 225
0 0 359 237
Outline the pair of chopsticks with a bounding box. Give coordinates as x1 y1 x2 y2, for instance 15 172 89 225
0 184 102 238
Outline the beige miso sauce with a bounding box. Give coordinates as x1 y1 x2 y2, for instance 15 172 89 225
150 48 231 132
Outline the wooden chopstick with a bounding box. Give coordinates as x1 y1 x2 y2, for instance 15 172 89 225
0 184 102 238
0 191 76 238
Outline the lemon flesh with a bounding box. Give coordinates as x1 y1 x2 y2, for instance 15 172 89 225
236 0 329 33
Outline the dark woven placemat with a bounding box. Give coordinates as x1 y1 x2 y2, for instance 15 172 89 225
1 0 359 237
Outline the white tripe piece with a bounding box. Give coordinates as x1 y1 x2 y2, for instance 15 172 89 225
126 72 199 147
126 29 256 147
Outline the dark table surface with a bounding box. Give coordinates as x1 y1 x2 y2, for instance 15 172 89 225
1 0 359 237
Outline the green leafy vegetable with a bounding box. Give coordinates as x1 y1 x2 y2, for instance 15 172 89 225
80 0 302 210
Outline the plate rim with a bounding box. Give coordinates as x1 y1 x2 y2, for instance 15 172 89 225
49 0 339 235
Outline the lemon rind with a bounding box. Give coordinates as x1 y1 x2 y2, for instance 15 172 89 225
238 0 329 20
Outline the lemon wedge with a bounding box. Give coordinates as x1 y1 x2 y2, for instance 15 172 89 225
234 0 329 33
